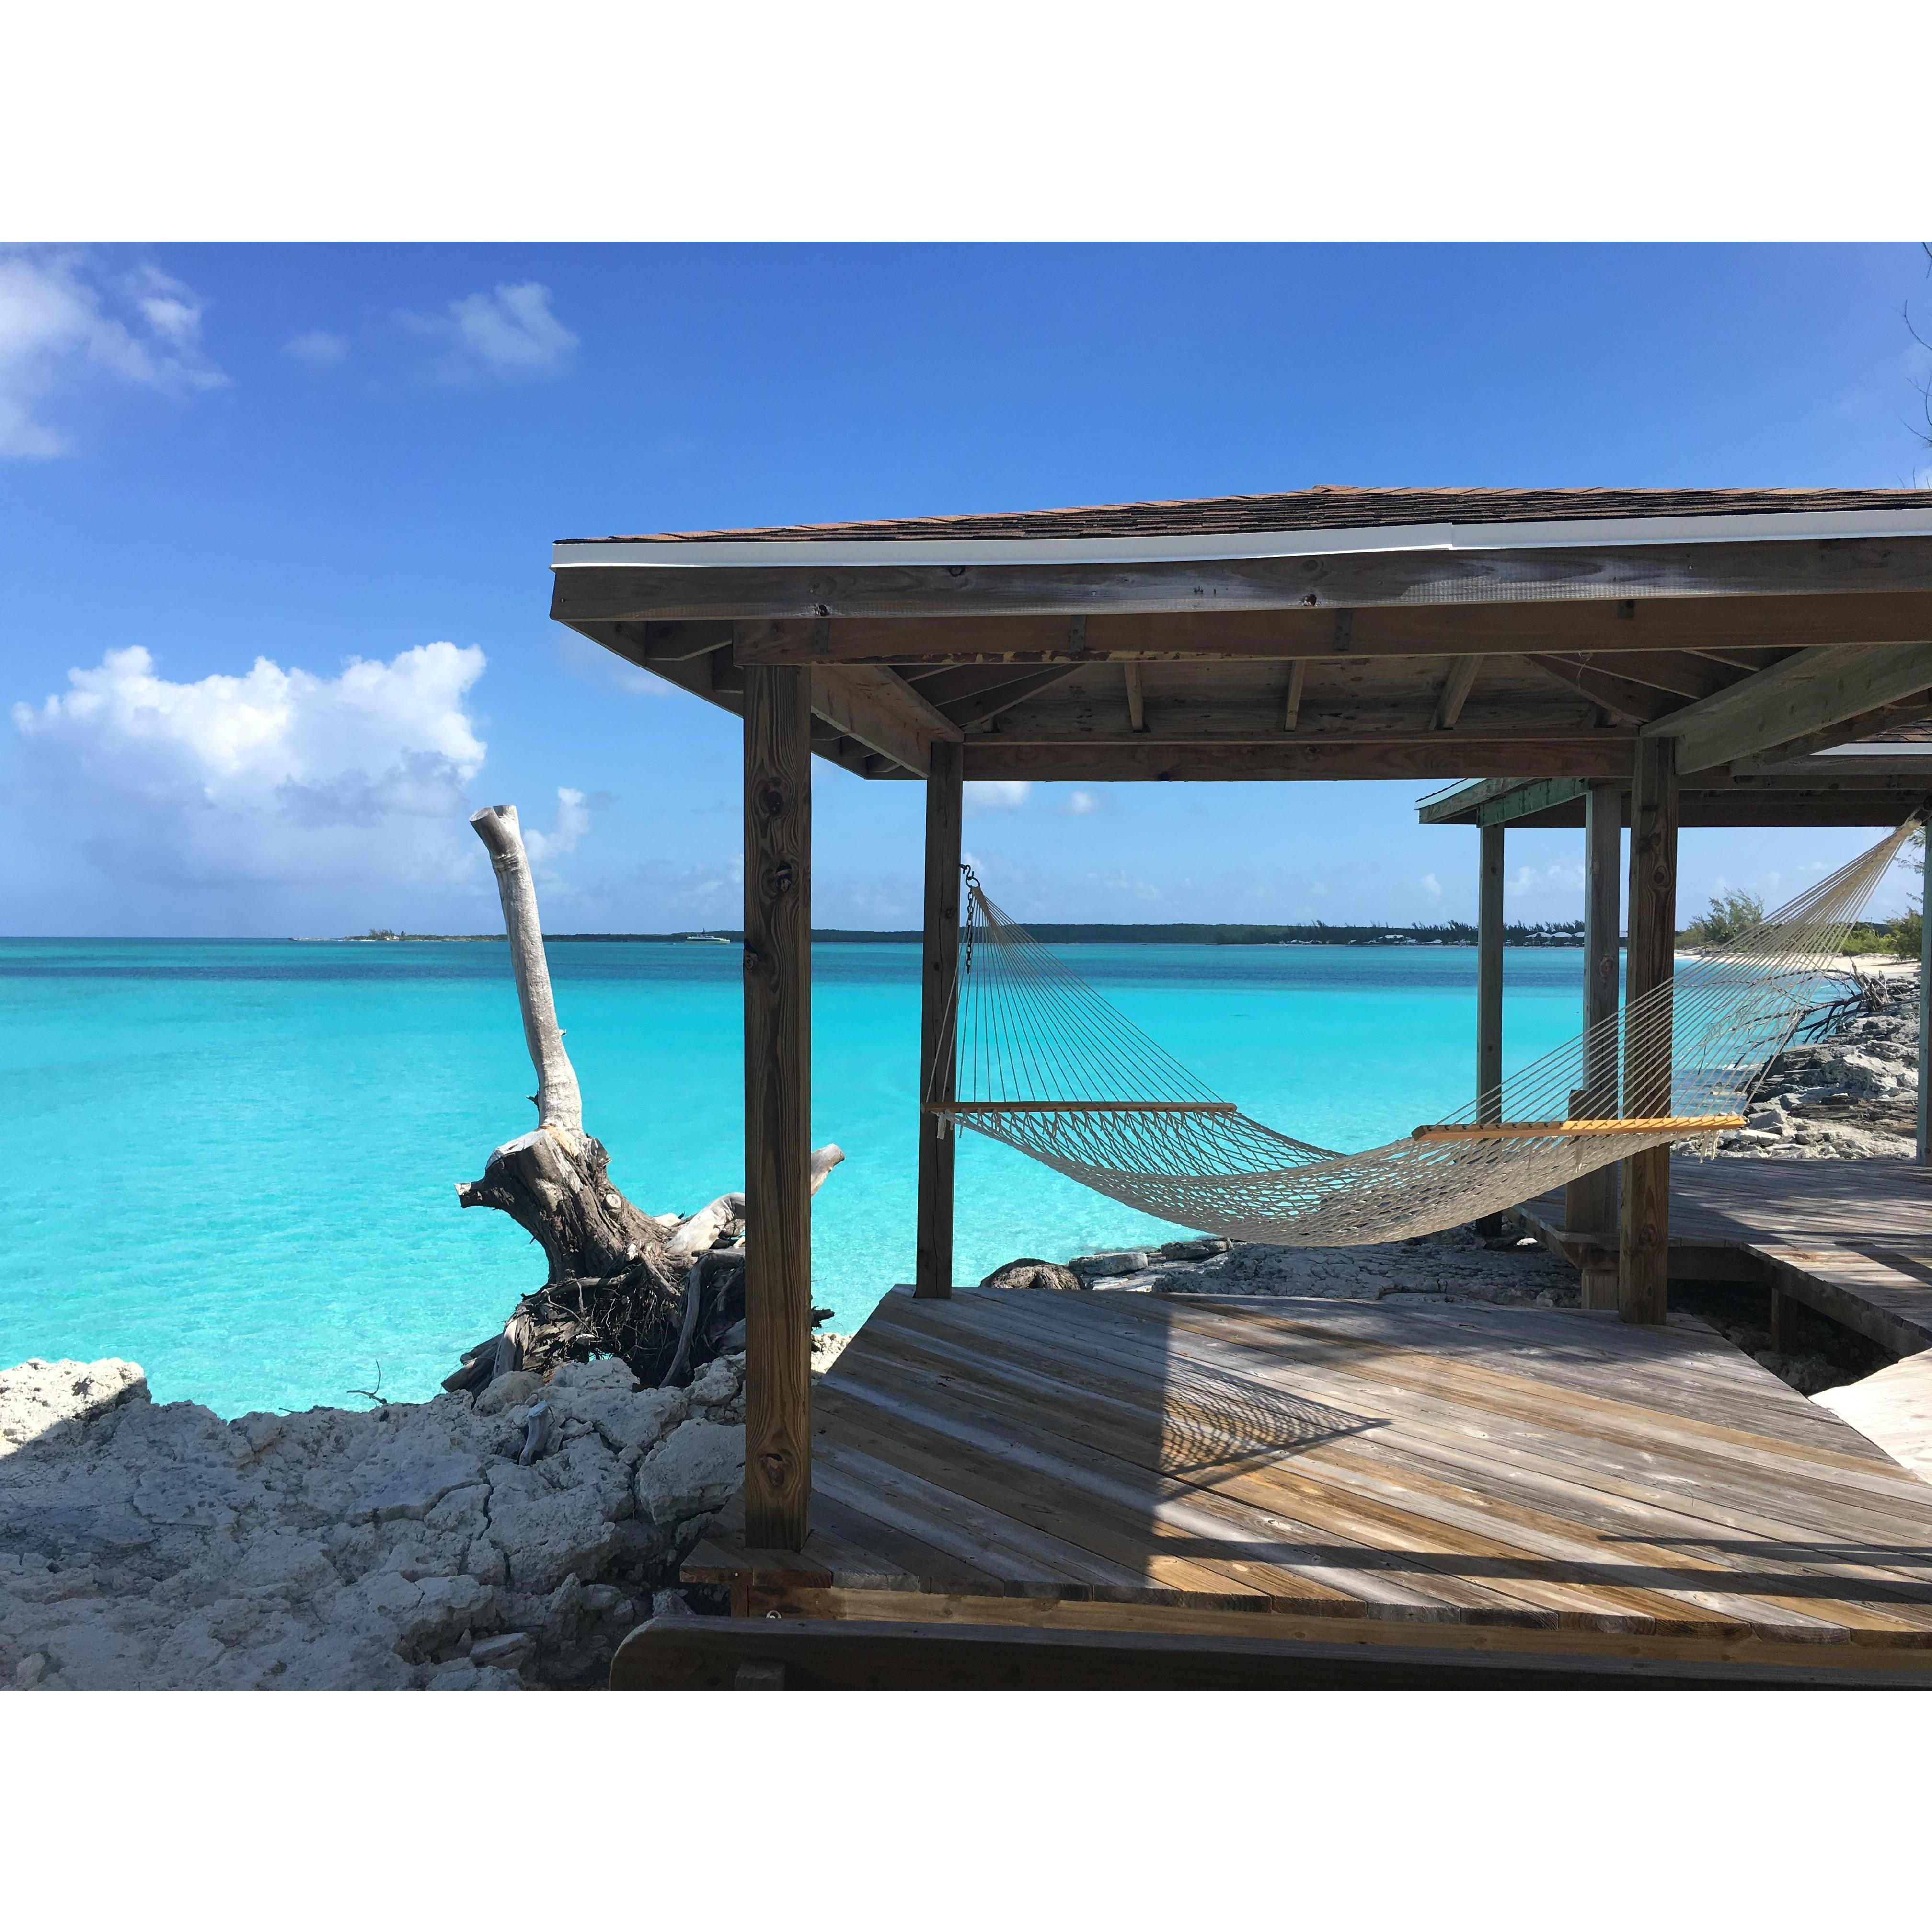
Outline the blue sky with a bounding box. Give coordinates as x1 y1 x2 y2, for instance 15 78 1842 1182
3 242 1929 937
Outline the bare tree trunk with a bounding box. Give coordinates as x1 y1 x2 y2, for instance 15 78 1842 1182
469 804 581 1136
445 803 842 1394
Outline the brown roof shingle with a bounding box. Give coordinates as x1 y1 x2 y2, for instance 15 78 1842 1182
570 484 1932 546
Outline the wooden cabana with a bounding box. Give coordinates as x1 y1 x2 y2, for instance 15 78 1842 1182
555 487 1932 1680
1417 724 1932 1305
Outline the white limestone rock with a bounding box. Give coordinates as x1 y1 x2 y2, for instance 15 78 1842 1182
634 1419 746 1525
687 1357 739 1407
542 1383 687 1460
546 1358 640 1394
0 1358 148 1456
474 1371 543 1416
0 1351 720 1691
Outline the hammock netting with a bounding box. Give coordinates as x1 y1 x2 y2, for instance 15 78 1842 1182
925 816 1923 1247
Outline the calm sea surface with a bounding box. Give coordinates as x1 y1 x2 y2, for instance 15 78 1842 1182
0 937 1595 1415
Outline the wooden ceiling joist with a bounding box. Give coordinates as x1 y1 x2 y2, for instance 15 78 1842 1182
1523 655 1671 725
1431 656 1483 731
807 663 963 778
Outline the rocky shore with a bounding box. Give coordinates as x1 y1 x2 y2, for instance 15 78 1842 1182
1710 986 1919 1161
0 1348 769 1690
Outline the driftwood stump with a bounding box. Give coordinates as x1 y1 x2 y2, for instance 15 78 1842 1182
444 803 841 1394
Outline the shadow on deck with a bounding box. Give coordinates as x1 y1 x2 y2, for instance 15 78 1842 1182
682 1285 1932 1682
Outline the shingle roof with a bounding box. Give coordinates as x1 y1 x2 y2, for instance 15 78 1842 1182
574 485 1932 546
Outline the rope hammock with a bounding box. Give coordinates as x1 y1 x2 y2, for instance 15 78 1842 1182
924 815 1924 1248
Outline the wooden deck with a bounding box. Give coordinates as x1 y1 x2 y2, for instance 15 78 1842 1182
686 1286 1932 1681
1520 1155 1932 1355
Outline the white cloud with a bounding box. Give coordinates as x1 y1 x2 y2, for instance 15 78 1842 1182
1057 788 1101 816
404 281 578 380
1420 871 1442 897
964 780 1032 817
523 787 591 865
284 329 348 367
0 251 224 457
11 641 488 896
1505 861 1586 905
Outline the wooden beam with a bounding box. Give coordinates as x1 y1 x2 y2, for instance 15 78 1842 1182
1648 641 1932 774
607 619 737 663
805 662 962 778
552 537 1932 625
1123 662 1146 732
1432 655 1483 731
1581 650 1738 700
1687 648 1780 671
1620 735 1678 1326
916 742 963 1299
1283 660 1306 730
1472 821 1506 1238
1524 655 1673 725
742 664 814 1550
1920 862 1931 1166
1728 697 1932 772
1477 825 1505 1127
1567 780 1624 1308
707 644 743 694
978 726 1622 751
960 738 1637 782
702 594 1932 667
1418 775 1590 827
945 666 1088 731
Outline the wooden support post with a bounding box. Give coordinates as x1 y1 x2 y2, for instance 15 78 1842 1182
1919 849 1930 1166
1769 1286 1801 1356
1619 735 1678 1325
916 739 963 1297
1568 780 1623 1308
742 663 813 1550
1474 823 1505 1236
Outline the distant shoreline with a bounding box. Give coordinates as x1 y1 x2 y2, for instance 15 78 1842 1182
300 925 1593 948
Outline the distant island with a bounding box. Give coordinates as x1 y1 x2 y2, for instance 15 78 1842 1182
314 920 1593 948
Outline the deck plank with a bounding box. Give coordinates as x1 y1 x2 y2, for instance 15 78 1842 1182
861 1299 1932 1633
684 1287 1932 1657
1521 1155 1932 1354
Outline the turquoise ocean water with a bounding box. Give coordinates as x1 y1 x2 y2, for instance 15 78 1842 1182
0 938 1594 1416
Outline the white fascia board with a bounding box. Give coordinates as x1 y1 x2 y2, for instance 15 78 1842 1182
1811 742 1932 758
553 506 1932 573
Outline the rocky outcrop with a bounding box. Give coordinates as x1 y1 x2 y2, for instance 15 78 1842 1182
980 1258 1085 1292
981 1227 1580 1309
1714 988 1920 1162
0 1348 758 1691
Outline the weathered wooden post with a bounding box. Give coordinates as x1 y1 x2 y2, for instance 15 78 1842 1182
1919 841 1930 1166
916 739 964 1297
1619 736 1678 1324
1474 821 1505 1234
742 661 813 1550
1565 780 1624 1306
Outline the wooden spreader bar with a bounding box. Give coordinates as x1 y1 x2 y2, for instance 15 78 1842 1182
926 1100 1240 1115
1411 1113 1745 1144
